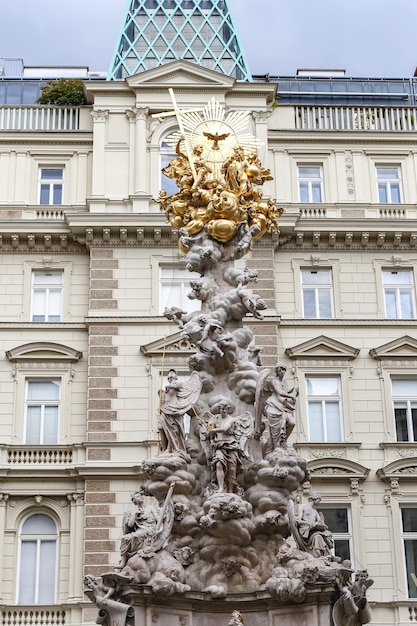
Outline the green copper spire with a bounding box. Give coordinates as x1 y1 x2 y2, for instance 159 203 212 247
108 0 251 81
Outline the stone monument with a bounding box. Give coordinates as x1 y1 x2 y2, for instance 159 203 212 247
84 95 373 626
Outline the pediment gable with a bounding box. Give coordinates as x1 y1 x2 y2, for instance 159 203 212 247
126 61 235 88
377 457 417 481
140 331 196 357
370 335 417 359
285 335 360 360
308 457 369 480
6 342 82 362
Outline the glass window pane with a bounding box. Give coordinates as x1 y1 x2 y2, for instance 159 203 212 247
19 541 36 603
378 183 388 203
52 184 62 205
412 407 417 442
302 289 316 317
378 167 398 179
299 167 321 178
317 289 332 318
40 184 50 205
333 538 351 562
383 271 412 285
48 289 62 321
28 381 60 400
391 183 401 203
384 290 397 318
326 401 341 440
308 402 324 441
26 406 41 444
311 182 322 202
400 291 413 319
22 514 57 534
402 508 417 532
392 380 417 396
299 182 309 203
307 377 339 396
320 508 348 533
32 290 46 321
395 405 409 441
404 540 417 598
33 272 63 286
43 407 59 444
38 541 56 603
302 270 331 285
41 169 63 180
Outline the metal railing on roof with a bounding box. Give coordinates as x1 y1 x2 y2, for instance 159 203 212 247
0 105 81 130
295 105 417 131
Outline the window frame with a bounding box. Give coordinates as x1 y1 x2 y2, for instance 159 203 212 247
159 265 201 316
382 268 415 320
301 267 334 319
24 379 61 445
16 512 59 605
38 167 64 206
297 164 324 203
305 375 343 442
30 270 64 323
400 505 417 599
391 377 417 443
376 165 403 204
292 258 341 319
23 261 72 323
317 505 353 564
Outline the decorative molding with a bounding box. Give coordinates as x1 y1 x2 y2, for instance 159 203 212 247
370 335 417 360
285 335 360 360
6 342 82 363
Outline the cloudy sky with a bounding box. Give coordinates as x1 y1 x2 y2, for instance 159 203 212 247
1 0 416 78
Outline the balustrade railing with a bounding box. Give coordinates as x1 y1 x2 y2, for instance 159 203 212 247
1 609 66 626
0 106 81 130
295 105 417 131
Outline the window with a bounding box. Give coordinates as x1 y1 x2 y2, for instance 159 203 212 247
376 166 402 203
160 139 178 196
24 380 60 444
401 507 417 599
318 506 352 562
306 376 342 441
39 168 63 205
383 269 415 319
31 271 63 322
301 269 334 318
298 165 323 202
392 379 417 442
159 266 201 315
18 514 57 604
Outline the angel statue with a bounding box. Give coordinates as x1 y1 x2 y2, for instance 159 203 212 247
199 398 253 493
157 369 202 458
255 363 299 452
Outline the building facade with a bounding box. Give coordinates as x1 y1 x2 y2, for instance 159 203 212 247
1 4 417 626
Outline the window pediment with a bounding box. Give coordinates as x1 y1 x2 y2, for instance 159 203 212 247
308 457 369 480
140 331 196 357
377 457 417 481
6 342 82 363
285 335 360 360
370 335 417 359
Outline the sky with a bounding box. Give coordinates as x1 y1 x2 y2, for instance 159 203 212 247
1 0 417 78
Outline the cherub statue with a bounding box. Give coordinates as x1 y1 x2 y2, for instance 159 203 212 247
157 369 202 458
199 398 253 493
254 362 298 451
333 567 374 626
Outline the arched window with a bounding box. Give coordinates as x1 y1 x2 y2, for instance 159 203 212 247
18 514 58 604
160 137 178 196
